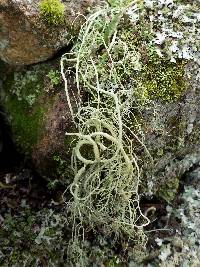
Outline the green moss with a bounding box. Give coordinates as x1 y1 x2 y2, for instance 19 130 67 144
39 0 65 25
6 94 44 155
100 22 186 104
157 177 180 203
89 24 186 105
138 61 186 103
2 66 54 156
3 76 41 155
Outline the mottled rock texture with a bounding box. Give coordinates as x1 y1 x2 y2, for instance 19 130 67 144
0 59 77 179
140 61 200 202
0 0 99 65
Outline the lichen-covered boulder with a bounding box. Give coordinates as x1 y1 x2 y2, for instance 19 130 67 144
1 0 199 201
55 0 199 206
0 59 76 179
0 0 99 65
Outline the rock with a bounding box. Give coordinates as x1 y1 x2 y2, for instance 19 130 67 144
185 166 200 189
0 40 199 200
1 58 200 194
0 59 77 179
0 0 100 65
140 61 200 202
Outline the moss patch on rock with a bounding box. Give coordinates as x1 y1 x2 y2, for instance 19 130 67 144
39 0 65 25
2 66 49 155
139 61 186 103
0 203 67 266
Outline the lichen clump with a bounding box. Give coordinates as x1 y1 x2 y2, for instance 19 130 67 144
1 0 198 266
39 0 65 25
0 203 67 266
60 0 199 265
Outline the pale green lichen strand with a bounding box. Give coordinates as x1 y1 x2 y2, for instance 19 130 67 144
61 0 199 265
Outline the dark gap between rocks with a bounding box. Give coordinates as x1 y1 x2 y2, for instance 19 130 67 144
0 106 54 213
30 42 74 67
0 106 21 174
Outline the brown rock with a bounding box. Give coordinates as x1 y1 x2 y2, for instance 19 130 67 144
0 0 99 65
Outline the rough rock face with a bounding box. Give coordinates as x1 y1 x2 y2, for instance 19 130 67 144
0 52 199 204
0 0 99 65
1 59 200 198
140 61 200 202
0 59 77 179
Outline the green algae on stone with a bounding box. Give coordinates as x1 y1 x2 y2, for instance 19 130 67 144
6 94 44 155
3 73 43 155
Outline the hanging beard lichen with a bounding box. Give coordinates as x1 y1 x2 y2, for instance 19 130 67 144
60 0 199 265
61 2 150 264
